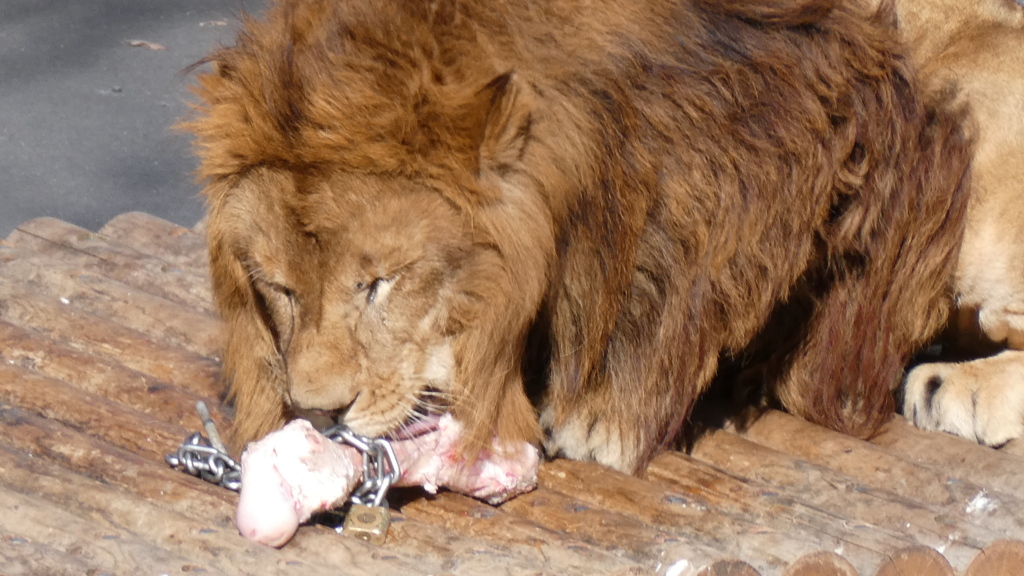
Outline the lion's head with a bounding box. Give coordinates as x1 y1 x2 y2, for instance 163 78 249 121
215 169 490 436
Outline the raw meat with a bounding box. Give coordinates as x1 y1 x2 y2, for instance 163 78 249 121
236 419 362 547
394 413 539 506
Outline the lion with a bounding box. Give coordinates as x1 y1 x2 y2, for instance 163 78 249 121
186 0 971 475
885 0 1024 446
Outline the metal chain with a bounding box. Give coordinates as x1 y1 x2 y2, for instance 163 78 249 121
165 431 243 491
323 425 401 508
165 402 401 509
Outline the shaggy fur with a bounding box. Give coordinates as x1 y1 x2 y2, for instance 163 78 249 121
187 0 971 473
878 0 1024 445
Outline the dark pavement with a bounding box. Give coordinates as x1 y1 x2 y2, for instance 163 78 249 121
0 0 265 237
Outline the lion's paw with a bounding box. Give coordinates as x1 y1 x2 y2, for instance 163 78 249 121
541 410 640 473
904 350 1024 446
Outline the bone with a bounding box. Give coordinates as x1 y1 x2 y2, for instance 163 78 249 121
236 415 539 547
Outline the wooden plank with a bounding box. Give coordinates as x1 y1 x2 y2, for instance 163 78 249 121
382 500 647 576
0 320 219 430
98 211 209 271
871 416 1024 495
397 491 644 574
0 362 211 460
7 217 213 311
0 489 217 576
682 429 987 570
498 483 734 573
739 411 1024 538
964 540 1024 576
525 456 899 574
780 552 857 576
0 277 222 398
696 560 762 576
874 546 954 576
0 247 219 357
0 537 99 576
644 454 912 574
0 403 237 519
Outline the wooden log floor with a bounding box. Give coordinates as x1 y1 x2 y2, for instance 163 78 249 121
2 212 1024 576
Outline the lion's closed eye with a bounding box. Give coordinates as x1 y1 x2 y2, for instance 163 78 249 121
254 281 296 355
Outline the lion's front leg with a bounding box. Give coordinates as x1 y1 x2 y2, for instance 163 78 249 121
539 351 721 474
905 350 1024 446
538 291 726 475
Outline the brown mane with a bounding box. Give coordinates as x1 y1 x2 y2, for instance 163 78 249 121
187 0 971 472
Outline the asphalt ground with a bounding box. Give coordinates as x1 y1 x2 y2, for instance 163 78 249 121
0 0 266 237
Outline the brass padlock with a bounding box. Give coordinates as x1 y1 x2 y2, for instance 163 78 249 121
342 504 390 545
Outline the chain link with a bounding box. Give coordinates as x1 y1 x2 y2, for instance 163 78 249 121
165 431 242 491
323 425 401 508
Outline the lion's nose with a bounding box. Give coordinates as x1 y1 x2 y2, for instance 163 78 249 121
286 373 361 412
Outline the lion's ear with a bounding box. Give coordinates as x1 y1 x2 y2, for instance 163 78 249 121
469 72 533 175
